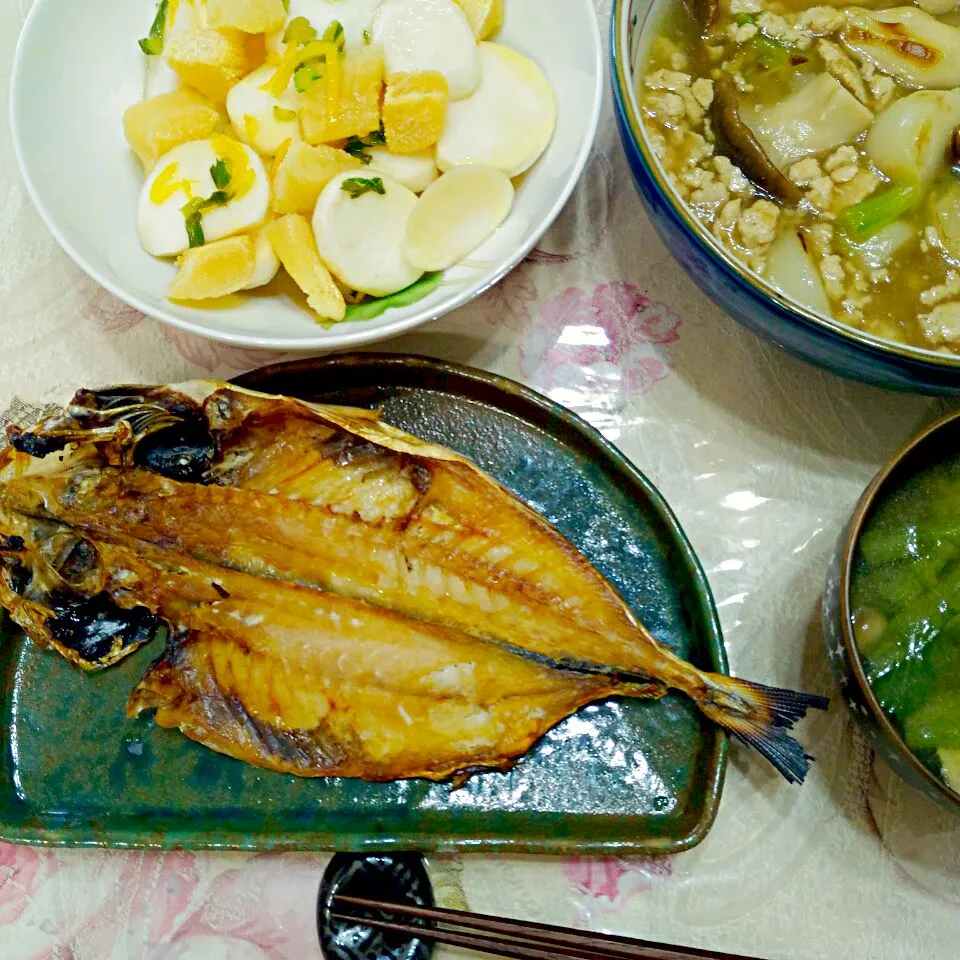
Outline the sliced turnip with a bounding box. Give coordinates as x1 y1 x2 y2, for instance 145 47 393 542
846 220 916 270
745 73 872 171
312 171 422 297
244 223 281 289
867 89 960 189
367 147 439 194
372 0 480 100
404 164 514 271
764 230 832 318
436 42 556 178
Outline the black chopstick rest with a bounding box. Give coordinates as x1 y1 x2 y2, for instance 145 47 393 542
318 853 435 960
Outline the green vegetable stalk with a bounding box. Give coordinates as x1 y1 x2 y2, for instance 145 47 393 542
185 212 205 249
837 183 921 242
342 273 443 323
322 20 346 51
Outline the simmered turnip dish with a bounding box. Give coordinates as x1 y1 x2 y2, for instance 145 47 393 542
640 1 960 353
123 0 556 323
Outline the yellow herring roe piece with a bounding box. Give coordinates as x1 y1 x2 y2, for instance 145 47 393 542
452 0 504 40
299 44 384 144
383 71 449 154
123 89 222 172
271 141 363 215
206 0 287 34
167 28 251 103
168 235 257 300
267 214 346 321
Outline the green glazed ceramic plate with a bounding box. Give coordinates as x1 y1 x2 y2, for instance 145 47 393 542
0 354 727 853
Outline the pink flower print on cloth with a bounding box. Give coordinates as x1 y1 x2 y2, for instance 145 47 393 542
157 852 329 960
157 326 281 375
479 264 538 332
565 855 672 926
86 285 145 333
520 282 682 429
0 843 54 926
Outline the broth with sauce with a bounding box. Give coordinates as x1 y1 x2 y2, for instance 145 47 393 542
639 0 960 353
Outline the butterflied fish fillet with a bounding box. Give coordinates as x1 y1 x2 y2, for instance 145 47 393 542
0 382 828 783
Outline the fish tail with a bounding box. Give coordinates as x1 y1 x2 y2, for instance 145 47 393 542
694 674 829 784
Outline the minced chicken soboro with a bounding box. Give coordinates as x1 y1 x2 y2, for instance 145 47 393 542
639 0 960 354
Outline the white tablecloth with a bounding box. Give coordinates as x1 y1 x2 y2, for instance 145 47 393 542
1 1 958 957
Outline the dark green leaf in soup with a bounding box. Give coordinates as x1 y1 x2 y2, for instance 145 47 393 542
905 691 960 752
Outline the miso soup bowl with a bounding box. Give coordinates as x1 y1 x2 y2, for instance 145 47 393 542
611 0 960 394
822 410 960 813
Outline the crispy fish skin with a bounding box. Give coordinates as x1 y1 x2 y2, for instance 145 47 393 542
0 382 829 784
0 465 681 679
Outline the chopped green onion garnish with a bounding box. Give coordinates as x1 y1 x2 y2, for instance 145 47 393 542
343 126 386 164
294 64 323 93
181 197 205 219
362 29 372 43
344 137 373 164
734 12 756 25
210 159 232 190
273 106 298 122
283 15 317 46
185 212 205 248
341 177 386 199
181 193 229 219
139 36 163 56
322 20 345 49
181 185 233 246
138 0 169 56
836 182 921 241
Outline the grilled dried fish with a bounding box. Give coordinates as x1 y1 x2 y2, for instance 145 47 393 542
0 382 828 783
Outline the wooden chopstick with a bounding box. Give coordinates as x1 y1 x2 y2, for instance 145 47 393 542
330 894 764 960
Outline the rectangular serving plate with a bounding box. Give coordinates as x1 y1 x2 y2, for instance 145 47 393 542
0 356 727 853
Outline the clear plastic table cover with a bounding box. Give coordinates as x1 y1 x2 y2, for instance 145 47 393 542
1 1 959 958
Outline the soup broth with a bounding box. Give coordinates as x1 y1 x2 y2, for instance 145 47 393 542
852 447 960 793
639 0 960 353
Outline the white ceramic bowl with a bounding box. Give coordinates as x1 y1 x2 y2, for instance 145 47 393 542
11 0 601 351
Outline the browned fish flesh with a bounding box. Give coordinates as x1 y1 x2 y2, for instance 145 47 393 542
0 382 827 783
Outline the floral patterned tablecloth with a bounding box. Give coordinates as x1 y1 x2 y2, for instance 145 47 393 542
3 1 960 958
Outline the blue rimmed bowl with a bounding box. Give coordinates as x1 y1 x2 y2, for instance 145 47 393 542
610 0 960 394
